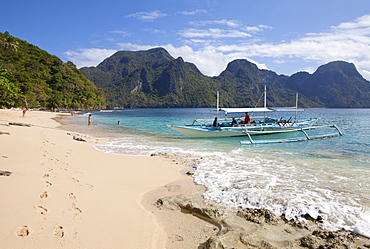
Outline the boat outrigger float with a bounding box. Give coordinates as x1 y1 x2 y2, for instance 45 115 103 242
239 121 343 144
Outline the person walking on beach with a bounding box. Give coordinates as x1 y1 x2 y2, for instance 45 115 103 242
88 114 92 125
22 107 27 117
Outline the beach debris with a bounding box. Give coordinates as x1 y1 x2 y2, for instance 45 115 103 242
67 132 96 143
0 131 10 135
0 170 12 176
186 170 194 176
8 122 32 127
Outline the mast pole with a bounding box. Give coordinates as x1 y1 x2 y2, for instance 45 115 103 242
295 92 298 122
216 91 219 119
264 85 267 122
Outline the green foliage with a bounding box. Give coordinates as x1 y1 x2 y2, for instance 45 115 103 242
0 32 105 109
0 68 23 108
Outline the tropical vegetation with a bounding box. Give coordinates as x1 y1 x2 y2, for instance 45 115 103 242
0 32 105 109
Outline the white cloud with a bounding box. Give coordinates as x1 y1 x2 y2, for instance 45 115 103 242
110 30 131 37
64 48 117 68
179 9 207 16
64 15 370 80
125 10 167 22
360 69 370 80
163 45 269 76
190 19 241 28
144 28 167 35
186 14 370 79
189 19 272 33
180 28 252 39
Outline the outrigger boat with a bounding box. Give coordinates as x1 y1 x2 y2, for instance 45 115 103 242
167 87 343 143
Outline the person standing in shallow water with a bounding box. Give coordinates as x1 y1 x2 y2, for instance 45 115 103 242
88 114 92 125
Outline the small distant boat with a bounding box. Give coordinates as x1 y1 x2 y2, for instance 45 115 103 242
168 86 343 143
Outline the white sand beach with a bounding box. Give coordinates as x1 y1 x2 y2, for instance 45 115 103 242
0 109 213 248
2 109 370 249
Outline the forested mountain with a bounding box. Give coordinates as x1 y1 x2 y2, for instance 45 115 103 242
81 48 219 107
81 47 370 108
284 61 370 107
0 32 105 109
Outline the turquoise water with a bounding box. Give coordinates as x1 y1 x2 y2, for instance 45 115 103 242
60 108 370 237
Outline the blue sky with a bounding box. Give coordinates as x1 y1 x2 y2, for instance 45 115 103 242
2 0 370 80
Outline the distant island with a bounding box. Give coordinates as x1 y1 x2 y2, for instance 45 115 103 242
81 47 370 108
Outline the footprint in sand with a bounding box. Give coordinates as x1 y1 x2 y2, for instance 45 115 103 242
45 181 52 187
86 183 94 190
42 174 49 178
39 191 48 198
71 178 80 183
54 226 64 238
68 193 76 200
36 206 48 215
17 225 30 237
72 205 82 215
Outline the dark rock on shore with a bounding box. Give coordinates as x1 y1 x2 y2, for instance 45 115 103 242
8 122 32 127
156 195 370 249
0 170 12 176
67 133 96 143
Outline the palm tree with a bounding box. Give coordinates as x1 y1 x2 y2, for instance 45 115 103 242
0 31 19 68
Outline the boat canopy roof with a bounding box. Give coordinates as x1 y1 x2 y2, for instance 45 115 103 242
219 107 273 113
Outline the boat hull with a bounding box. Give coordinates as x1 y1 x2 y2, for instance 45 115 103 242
167 123 315 138
168 125 246 138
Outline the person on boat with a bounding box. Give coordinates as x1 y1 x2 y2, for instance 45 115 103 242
242 112 250 124
231 118 237 126
212 117 219 127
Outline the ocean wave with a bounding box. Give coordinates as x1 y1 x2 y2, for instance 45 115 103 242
94 138 370 237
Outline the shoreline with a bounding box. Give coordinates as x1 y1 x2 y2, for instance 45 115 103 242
1 109 370 248
0 109 213 248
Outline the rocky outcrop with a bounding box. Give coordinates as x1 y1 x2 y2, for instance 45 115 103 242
156 195 370 249
0 170 12 176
